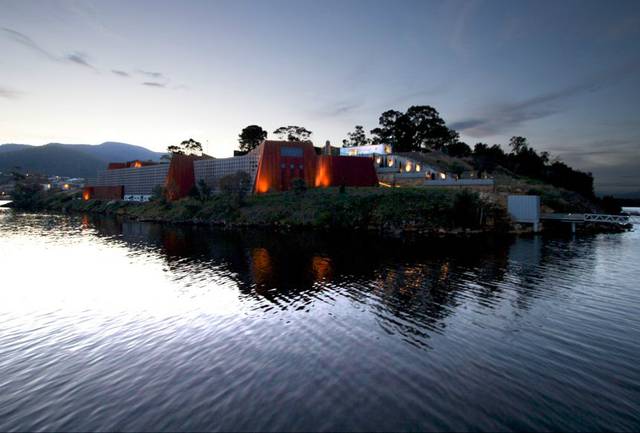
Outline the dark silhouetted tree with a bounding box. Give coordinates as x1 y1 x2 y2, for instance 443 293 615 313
197 179 212 202
343 125 371 147
168 138 203 155
445 141 472 157
238 125 267 152
370 105 458 152
273 126 312 142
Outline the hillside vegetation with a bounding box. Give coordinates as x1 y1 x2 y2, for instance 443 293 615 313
37 187 510 236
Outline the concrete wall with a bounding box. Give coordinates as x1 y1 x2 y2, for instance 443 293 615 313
194 152 260 189
95 164 169 195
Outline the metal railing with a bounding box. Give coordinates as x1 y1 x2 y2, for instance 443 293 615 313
542 213 637 225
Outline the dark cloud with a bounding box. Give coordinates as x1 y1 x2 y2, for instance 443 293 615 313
321 101 362 117
453 60 640 137
142 82 166 88
137 70 165 80
111 69 130 77
1 27 58 61
449 119 485 130
2 27 100 71
65 52 97 70
0 86 22 99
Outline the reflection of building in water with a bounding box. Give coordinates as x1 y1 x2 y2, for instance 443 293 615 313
84 217 522 345
250 248 274 286
311 256 333 282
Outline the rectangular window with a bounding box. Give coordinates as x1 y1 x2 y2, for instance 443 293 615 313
280 146 303 157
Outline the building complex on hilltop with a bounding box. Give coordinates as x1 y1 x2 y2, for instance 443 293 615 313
83 140 494 202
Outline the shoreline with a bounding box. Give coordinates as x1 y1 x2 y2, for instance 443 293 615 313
7 188 630 238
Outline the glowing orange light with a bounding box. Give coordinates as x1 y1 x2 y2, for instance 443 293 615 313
133 161 142 168
256 179 270 193
314 157 331 188
311 256 333 281
82 190 91 201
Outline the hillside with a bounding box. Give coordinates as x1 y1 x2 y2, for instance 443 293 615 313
0 144 32 154
0 142 164 178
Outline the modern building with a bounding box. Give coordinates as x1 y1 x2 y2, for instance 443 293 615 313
83 141 379 201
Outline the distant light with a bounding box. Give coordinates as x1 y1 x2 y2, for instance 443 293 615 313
405 162 412 172
439 173 446 179
416 164 421 172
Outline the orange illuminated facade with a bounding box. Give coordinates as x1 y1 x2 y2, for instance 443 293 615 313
253 141 378 193
254 141 318 193
85 140 378 201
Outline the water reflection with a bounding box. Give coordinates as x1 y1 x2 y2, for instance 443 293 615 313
1 212 639 431
85 215 561 344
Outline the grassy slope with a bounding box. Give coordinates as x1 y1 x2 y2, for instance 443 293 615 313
40 187 510 234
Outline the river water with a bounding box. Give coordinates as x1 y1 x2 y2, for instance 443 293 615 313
1 204 639 431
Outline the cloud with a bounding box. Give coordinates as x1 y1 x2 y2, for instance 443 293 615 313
319 100 362 117
137 70 165 80
0 86 22 99
1 27 58 61
142 82 166 88
111 70 130 77
2 27 99 71
452 60 640 137
65 52 97 70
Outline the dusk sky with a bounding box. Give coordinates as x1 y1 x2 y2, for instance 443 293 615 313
1 0 639 193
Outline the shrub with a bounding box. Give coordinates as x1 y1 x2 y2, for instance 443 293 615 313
219 171 252 206
11 182 43 209
452 189 481 228
197 179 212 202
291 178 307 195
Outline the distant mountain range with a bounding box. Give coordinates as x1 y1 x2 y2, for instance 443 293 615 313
0 142 165 178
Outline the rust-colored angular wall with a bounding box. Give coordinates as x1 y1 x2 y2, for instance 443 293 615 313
254 141 317 193
83 186 124 200
314 155 378 187
165 154 211 201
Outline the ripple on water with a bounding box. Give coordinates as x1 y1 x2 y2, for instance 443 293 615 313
0 213 639 431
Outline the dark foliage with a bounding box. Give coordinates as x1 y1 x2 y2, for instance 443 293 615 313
273 126 312 142
197 179 212 202
445 141 472 157
342 126 371 147
291 178 307 195
219 171 252 206
600 195 622 214
370 105 458 152
12 181 43 209
238 125 267 152
168 138 203 155
471 137 594 198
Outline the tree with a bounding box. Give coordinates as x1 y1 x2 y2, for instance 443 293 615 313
445 141 472 157
273 126 312 141
509 136 528 154
167 138 203 156
473 143 505 173
450 162 467 179
291 178 307 195
12 182 42 209
370 105 458 152
197 179 211 202
238 125 267 152
343 125 371 147
219 171 252 206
